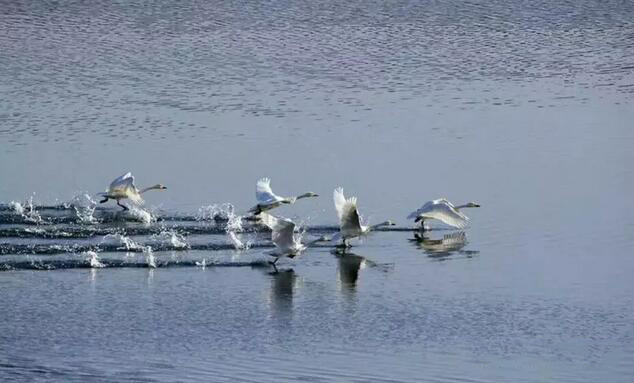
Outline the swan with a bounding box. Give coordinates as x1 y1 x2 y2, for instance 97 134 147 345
248 178 318 215
332 187 394 247
407 199 479 230
98 172 167 211
259 213 307 266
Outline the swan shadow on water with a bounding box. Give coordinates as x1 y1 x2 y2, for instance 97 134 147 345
409 231 479 260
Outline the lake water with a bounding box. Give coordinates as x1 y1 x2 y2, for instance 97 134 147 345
1 0 633 382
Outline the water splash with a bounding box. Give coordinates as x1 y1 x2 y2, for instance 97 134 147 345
10 195 43 224
195 259 206 269
101 233 140 251
144 246 156 268
127 206 156 224
224 204 251 250
8 201 24 215
85 251 105 268
70 193 98 224
196 203 244 223
150 229 189 250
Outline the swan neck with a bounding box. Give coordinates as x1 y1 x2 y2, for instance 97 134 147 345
369 221 391 231
140 185 161 194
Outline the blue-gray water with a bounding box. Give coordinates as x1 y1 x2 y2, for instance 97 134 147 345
1 0 633 381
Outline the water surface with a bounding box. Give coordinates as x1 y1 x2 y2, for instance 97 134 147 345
1 0 633 381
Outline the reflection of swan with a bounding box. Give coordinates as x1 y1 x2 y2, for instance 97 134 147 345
249 178 318 215
407 199 479 230
337 253 365 289
269 269 297 318
332 187 394 247
259 213 306 266
98 172 166 211
411 231 476 258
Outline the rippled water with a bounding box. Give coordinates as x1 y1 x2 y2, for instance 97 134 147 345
1 0 633 382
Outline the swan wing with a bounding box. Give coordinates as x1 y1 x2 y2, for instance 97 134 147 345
256 178 283 205
338 199 363 236
108 172 143 204
341 203 363 234
333 187 347 221
407 200 436 219
416 199 468 228
109 172 133 190
260 213 296 250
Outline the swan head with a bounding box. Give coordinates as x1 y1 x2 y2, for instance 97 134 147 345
299 192 319 198
465 202 480 208
384 220 396 226
155 184 167 190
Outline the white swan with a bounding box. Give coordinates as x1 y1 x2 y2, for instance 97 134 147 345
98 172 167 211
332 187 394 247
259 213 307 265
407 199 479 230
249 177 318 215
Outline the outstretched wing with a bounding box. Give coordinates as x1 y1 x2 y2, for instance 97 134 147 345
109 172 134 191
260 213 296 250
108 172 142 204
333 187 347 221
333 188 362 234
256 178 283 205
415 199 468 228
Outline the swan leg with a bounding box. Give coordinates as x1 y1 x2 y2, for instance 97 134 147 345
116 200 129 211
419 219 426 231
268 257 280 272
99 197 108 204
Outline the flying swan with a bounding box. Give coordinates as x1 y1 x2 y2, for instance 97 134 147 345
249 177 318 215
407 198 479 230
259 213 307 266
332 187 394 247
98 172 167 210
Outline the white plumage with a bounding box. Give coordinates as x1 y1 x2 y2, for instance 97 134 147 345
249 177 318 214
407 198 479 229
105 172 143 204
259 213 306 259
98 172 166 210
333 187 365 239
332 187 394 247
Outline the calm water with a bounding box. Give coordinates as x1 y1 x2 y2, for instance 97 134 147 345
1 0 634 381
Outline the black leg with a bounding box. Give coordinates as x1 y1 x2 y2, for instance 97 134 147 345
99 198 108 204
116 200 128 211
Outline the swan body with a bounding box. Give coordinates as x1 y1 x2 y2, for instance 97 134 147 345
332 187 394 247
407 198 479 230
249 178 318 215
259 213 306 265
98 172 166 210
